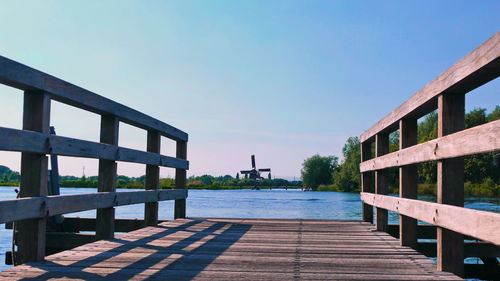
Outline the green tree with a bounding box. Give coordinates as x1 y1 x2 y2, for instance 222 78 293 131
417 111 438 183
301 155 338 189
487 105 500 122
332 137 361 192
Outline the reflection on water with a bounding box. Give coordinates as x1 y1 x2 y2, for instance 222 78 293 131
0 186 497 271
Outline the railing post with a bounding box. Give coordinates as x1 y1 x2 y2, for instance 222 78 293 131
437 93 464 276
96 115 119 240
145 130 160 226
361 141 373 223
375 133 389 232
174 140 187 219
399 118 418 248
17 90 51 264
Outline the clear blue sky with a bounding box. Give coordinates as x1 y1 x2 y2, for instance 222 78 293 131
0 0 499 179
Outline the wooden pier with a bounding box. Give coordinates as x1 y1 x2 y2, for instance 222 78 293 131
0 218 463 280
0 33 499 280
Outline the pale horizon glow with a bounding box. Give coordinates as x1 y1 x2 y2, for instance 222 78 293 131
0 1 499 179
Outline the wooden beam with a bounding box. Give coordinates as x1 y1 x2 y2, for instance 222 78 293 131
0 190 188 224
416 242 500 258
96 115 119 240
399 118 418 248
360 32 500 142
0 126 189 169
16 90 51 264
0 55 188 142
360 119 500 172
46 233 97 250
174 140 187 219
437 93 464 276
145 130 160 226
360 193 500 245
387 224 475 240
375 134 389 232
361 141 373 223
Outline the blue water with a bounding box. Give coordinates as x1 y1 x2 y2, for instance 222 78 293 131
0 187 498 272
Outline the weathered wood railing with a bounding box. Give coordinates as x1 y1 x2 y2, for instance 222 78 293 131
0 55 189 264
360 32 500 278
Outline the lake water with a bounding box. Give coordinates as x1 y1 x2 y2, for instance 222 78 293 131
0 187 498 272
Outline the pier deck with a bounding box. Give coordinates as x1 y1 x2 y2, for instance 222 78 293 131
0 218 462 280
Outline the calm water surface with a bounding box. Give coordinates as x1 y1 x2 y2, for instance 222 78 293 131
0 187 498 271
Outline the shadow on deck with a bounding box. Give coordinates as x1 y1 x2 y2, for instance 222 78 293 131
0 219 463 280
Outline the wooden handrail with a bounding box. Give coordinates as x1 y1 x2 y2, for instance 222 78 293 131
0 126 188 169
0 56 188 142
360 193 500 245
359 32 500 277
360 120 500 172
0 56 189 264
360 31 500 142
0 189 187 225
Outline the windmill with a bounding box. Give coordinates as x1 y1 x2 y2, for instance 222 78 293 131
240 155 271 182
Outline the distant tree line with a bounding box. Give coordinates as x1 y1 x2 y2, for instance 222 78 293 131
0 166 301 190
301 106 500 196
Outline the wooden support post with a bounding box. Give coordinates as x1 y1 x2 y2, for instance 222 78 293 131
174 140 187 219
437 93 464 277
17 90 51 264
361 141 373 223
375 133 389 232
145 130 160 226
96 115 119 240
399 118 418 248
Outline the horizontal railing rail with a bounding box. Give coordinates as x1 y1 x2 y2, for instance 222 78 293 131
359 32 500 278
0 189 187 225
0 126 188 169
360 193 500 245
360 120 500 172
360 31 500 143
0 56 188 141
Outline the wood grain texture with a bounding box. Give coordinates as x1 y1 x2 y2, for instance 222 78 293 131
360 31 500 142
0 218 463 281
399 118 418 248
375 134 389 232
361 141 374 223
0 126 189 169
145 130 161 226
360 193 500 245
17 90 51 264
360 119 500 172
174 140 188 219
97 115 119 240
0 55 188 141
0 190 188 224
437 93 465 276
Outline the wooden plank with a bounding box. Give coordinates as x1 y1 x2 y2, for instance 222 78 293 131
416 242 500 258
399 118 418 248
174 140 187 219
0 126 189 169
96 115 119 240
145 130 161 226
361 141 373 223
46 233 97 249
360 193 500 245
0 190 188 224
0 55 188 142
360 31 500 142
360 119 500 172
0 219 463 281
16 90 51 264
437 93 464 276
375 133 389 232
